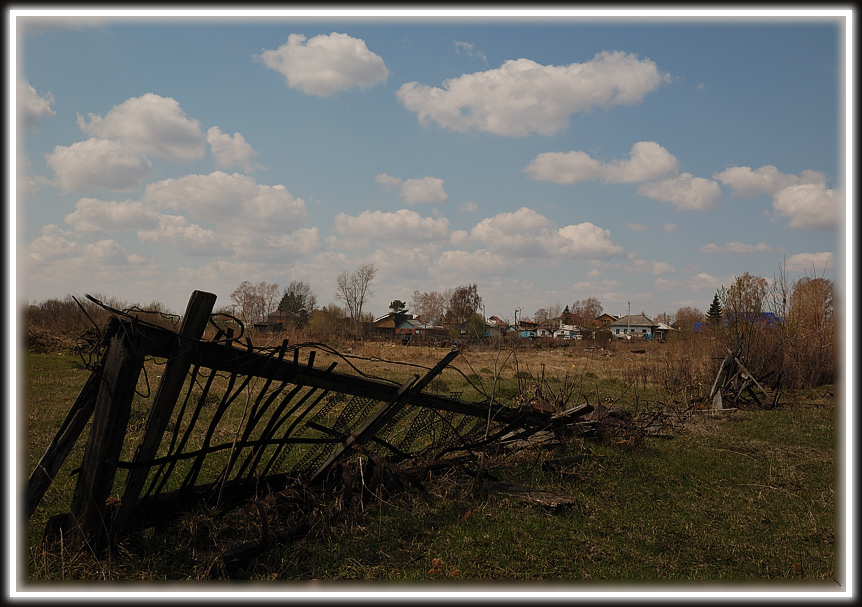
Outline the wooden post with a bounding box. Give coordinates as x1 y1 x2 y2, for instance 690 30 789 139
28 364 102 518
66 319 146 551
114 290 216 533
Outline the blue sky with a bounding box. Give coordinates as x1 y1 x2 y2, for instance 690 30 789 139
12 9 849 323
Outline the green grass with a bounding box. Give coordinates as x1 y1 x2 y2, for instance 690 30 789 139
25 349 837 585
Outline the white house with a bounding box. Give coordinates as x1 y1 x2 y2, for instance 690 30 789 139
608 314 657 339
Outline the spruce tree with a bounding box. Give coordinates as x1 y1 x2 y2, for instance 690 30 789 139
706 292 723 326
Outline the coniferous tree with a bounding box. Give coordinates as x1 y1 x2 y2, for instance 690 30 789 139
706 292 723 326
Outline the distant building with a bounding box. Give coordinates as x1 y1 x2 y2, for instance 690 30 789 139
608 314 657 339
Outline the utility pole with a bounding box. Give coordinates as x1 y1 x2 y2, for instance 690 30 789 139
627 301 630 337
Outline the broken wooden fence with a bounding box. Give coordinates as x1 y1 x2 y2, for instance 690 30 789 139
708 337 780 410
29 290 584 553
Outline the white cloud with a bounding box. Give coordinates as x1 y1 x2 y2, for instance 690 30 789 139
662 223 677 233
431 249 509 276
28 225 78 263
45 138 153 192
459 201 478 213
397 51 670 136
207 126 261 172
651 261 676 275
713 165 825 198
375 173 449 205
784 251 834 272
19 81 56 130
333 209 449 241
523 150 602 183
699 241 774 254
137 215 228 256
470 207 623 259
772 183 842 230
453 41 488 65
258 32 389 97
654 277 681 290
141 171 307 231
77 93 206 161
626 222 646 231
687 272 727 291
637 173 722 211
401 177 449 205
82 239 131 266
375 172 402 188
65 197 160 233
525 141 678 184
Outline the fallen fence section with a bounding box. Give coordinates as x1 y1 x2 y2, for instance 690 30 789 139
29 290 595 554
708 338 780 411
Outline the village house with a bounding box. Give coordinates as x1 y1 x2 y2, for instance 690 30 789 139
372 311 431 337
608 314 658 340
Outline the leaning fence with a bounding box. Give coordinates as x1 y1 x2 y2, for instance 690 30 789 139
29 290 571 555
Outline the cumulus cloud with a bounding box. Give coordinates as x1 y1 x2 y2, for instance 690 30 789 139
397 51 670 136
46 138 153 192
626 223 646 231
77 93 206 161
470 207 623 259
637 173 722 211
138 215 230 257
713 165 826 198
784 251 834 272
28 225 78 263
699 241 774 254
258 32 389 97
375 173 449 205
333 209 449 241
19 81 56 130
207 126 261 172
82 239 132 266
431 249 509 276
772 183 842 230
525 141 678 183
142 171 307 231
65 197 160 233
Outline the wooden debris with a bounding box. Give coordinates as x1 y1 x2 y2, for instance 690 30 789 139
481 481 578 509
708 338 778 409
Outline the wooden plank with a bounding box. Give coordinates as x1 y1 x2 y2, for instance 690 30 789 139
121 320 542 427
66 321 146 551
114 290 216 533
28 363 102 518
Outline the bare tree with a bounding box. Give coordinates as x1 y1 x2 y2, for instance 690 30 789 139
445 283 482 324
673 306 703 331
230 280 280 324
570 297 603 327
334 263 377 325
534 308 550 325
411 289 450 325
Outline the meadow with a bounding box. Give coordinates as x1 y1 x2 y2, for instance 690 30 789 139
24 334 838 588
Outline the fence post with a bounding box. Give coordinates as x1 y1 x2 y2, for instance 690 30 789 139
66 319 145 552
113 290 216 533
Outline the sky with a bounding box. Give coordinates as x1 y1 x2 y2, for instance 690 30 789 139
11 8 850 324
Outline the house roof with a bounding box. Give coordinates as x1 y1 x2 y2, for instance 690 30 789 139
608 314 656 328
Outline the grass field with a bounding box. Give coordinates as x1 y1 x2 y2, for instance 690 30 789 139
23 338 840 589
